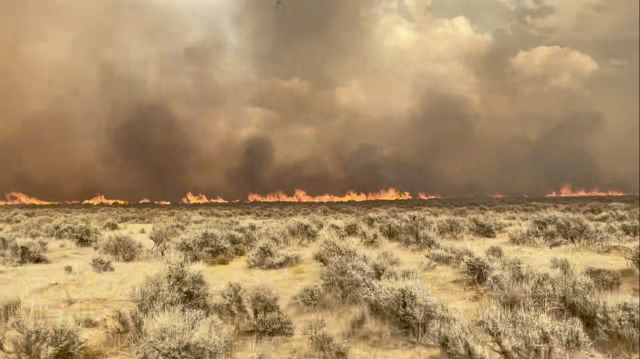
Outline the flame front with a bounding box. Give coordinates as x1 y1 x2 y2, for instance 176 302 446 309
181 192 228 204
248 188 412 203
546 185 628 197
418 192 442 200
0 192 57 205
83 195 129 205
1 185 636 206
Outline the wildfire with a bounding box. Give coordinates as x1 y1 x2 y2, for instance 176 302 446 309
140 198 171 205
181 192 228 204
83 195 129 205
418 192 442 200
248 188 412 202
489 193 507 198
546 185 628 197
2 185 635 207
0 192 58 205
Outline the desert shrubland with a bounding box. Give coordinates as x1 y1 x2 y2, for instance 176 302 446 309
0 196 637 358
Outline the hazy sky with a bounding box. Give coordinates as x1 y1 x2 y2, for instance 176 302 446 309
0 0 638 201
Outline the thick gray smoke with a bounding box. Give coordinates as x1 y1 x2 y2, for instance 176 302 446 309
1 0 638 201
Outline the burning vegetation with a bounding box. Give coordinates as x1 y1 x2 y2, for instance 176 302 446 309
181 192 228 204
546 185 631 197
0 192 58 206
247 188 412 203
1 185 638 206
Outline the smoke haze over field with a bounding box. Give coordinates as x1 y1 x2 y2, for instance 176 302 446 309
1 0 638 201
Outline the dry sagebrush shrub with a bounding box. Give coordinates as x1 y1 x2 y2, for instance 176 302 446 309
136 309 233 359
132 261 210 316
210 282 294 339
246 239 301 269
95 234 143 262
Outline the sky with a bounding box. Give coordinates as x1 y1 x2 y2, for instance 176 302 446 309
0 0 638 201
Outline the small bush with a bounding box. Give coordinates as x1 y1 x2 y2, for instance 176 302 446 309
96 235 143 262
176 230 233 264
508 228 543 247
426 246 474 266
244 311 295 338
137 309 232 359
103 221 119 231
246 240 300 269
106 309 145 349
149 223 182 256
363 215 376 228
1 313 86 359
401 215 432 244
434 315 487 359
8 239 48 265
620 221 639 237
437 218 466 240
485 245 504 260
288 220 319 244
344 222 360 236
304 319 349 359
0 298 21 324
478 307 591 359
381 267 419 282
211 282 294 339
47 223 100 247
426 249 456 266
320 255 374 304
371 251 401 280
378 223 402 241
461 256 492 285
550 257 573 276
212 283 280 323
469 217 496 238
313 237 358 266
222 230 256 256
132 261 210 316
64 265 73 274
91 256 115 273
367 283 447 343
583 266 622 290
360 229 382 248
296 286 322 311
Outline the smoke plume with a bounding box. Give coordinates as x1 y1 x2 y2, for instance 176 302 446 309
1 0 638 201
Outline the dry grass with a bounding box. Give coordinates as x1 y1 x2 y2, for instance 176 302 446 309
0 196 638 358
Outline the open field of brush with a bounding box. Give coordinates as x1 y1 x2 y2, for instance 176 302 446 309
0 196 638 359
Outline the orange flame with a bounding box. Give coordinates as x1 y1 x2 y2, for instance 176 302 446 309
546 185 628 197
489 193 507 198
418 192 442 200
83 195 129 205
248 188 412 203
0 192 58 205
181 192 228 204
140 198 170 205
